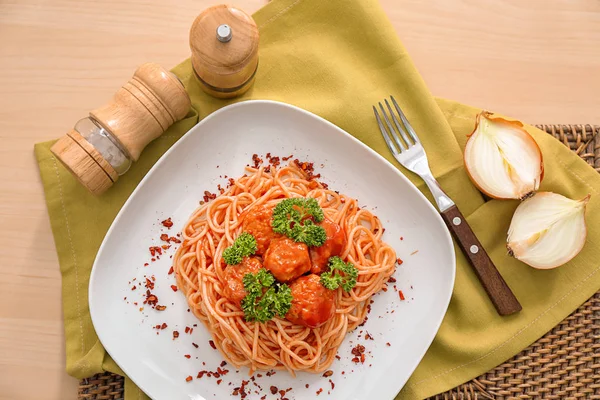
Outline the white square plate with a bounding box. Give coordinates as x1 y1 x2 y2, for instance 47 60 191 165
89 100 455 400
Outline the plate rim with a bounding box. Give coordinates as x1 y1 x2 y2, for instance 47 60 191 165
89 99 456 399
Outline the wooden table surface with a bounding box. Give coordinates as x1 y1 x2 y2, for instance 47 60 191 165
0 0 598 398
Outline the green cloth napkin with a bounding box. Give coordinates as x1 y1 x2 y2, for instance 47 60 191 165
34 0 600 398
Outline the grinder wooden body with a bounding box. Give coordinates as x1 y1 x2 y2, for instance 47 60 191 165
51 63 191 195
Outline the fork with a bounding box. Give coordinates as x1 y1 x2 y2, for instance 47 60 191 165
374 96 521 316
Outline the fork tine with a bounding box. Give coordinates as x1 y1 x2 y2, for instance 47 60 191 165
384 99 413 147
378 102 406 151
391 95 420 144
373 106 400 155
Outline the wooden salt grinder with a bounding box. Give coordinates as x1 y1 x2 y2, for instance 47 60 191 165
50 63 191 195
190 5 259 98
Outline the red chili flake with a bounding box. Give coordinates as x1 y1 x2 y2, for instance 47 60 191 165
131 285 137 291
185 326 191 334
192 342 198 348
279 389 285 396
252 154 262 168
149 246 162 257
143 263 149 267
351 344 366 363
316 388 323 395
161 218 173 228
145 294 158 305
293 159 321 180
329 379 335 390
381 286 388 292
341 371 345 375
151 258 156 262
172 331 179 339
270 386 278 395
400 236 404 241
183 354 191 359
397 258 403 265
160 233 169 242
170 236 181 243
220 361 227 367
217 379 222 385
305 384 309 388
365 332 374 340
145 278 154 290
386 342 391 347
203 190 217 203
185 375 193 382
161 244 170 250
156 305 167 311
209 340 216 349
335 355 341 360
388 276 397 283
160 323 167 329
282 154 293 161
170 285 178 292
168 266 174 275
399 290 406 301
323 370 333 377
197 371 206 378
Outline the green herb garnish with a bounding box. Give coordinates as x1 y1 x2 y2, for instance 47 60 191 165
241 268 293 323
271 198 327 247
222 232 257 265
320 256 359 292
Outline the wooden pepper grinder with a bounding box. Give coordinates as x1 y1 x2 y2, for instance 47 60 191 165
190 5 259 98
50 63 191 195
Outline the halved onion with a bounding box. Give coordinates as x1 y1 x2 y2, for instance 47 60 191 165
464 111 544 199
507 192 590 269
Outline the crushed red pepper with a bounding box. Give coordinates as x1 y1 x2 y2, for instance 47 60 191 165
209 340 216 350
161 218 173 228
399 290 406 301
149 246 162 257
203 190 217 203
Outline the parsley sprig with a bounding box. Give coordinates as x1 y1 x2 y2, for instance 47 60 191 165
222 233 257 265
271 198 327 247
241 269 293 323
320 256 359 292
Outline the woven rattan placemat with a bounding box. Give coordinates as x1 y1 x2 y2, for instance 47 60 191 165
78 124 600 400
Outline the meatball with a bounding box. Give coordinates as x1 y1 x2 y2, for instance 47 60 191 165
242 205 279 255
310 218 347 274
286 274 336 328
222 257 262 307
263 237 311 282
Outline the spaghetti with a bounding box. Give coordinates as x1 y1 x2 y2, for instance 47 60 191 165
173 161 396 375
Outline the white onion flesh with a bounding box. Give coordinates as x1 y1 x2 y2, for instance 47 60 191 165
507 192 589 269
464 112 544 199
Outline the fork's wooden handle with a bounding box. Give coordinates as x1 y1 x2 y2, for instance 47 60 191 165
441 205 522 316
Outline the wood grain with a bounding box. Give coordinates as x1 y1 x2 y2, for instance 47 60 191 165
440 205 522 316
0 0 598 398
